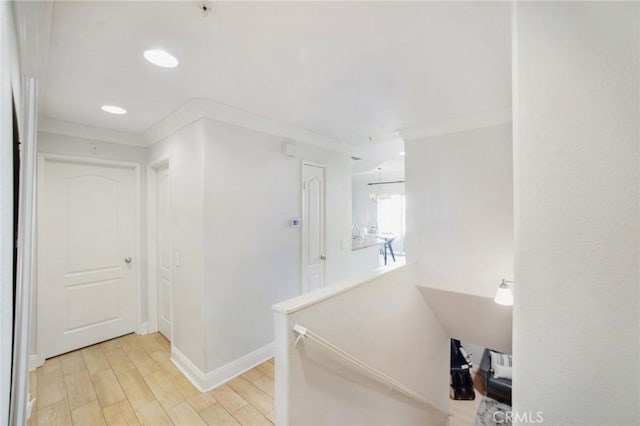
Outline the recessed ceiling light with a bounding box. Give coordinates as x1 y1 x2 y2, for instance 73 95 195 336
101 105 127 115
400 152 405 156
144 49 179 68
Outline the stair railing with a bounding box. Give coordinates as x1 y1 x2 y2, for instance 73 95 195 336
292 324 449 418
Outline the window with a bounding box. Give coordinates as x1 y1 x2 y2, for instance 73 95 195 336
377 194 406 237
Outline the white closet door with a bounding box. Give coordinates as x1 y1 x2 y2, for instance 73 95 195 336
156 164 172 340
38 156 137 358
302 163 326 293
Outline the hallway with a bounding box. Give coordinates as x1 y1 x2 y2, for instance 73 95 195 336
30 333 275 426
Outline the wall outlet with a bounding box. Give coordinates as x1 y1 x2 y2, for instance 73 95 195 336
175 251 181 267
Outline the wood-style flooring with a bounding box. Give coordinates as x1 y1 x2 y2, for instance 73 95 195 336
29 331 486 425
28 333 275 426
448 370 486 426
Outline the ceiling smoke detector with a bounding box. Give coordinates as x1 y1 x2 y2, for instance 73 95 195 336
199 2 211 17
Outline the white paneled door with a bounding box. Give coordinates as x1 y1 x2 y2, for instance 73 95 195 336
38 156 138 359
156 164 172 340
302 163 326 293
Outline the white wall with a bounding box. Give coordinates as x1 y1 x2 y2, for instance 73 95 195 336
145 117 353 378
419 287 511 355
38 132 147 164
405 123 513 298
201 119 352 372
147 120 207 371
513 3 639 424
273 264 450 426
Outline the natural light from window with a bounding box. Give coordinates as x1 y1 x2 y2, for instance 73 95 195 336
377 195 406 237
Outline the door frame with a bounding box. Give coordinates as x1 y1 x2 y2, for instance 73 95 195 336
300 160 327 293
10 77 37 426
146 155 172 338
36 153 142 362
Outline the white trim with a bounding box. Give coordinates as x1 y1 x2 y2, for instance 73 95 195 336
10 77 38 426
0 4 17 423
36 153 143 359
39 117 145 147
400 107 512 141
301 159 325 168
136 322 149 335
274 312 290 426
36 152 141 169
28 355 43 372
171 343 275 392
273 263 409 315
143 99 354 152
39 99 357 153
146 155 172 339
11 1 54 97
38 106 512 154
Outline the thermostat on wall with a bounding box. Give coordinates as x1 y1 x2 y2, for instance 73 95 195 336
291 218 301 228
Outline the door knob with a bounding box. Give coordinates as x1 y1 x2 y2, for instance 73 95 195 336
124 257 132 263
320 254 327 260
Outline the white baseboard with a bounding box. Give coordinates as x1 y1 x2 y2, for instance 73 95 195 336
137 322 149 335
28 354 44 371
170 346 208 391
171 342 274 392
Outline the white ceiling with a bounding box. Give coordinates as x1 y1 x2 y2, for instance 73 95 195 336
351 139 405 177
42 1 511 148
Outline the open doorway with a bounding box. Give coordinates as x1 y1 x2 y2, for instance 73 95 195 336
449 339 513 425
350 139 405 277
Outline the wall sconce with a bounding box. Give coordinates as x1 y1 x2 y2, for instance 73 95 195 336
494 279 513 306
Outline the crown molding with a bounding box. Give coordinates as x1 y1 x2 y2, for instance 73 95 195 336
399 107 512 141
39 101 510 152
38 117 145 146
40 98 356 154
142 98 356 153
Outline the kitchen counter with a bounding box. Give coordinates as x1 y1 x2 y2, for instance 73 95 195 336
352 236 385 251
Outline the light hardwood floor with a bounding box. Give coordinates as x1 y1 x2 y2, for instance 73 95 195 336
448 371 485 426
28 333 275 426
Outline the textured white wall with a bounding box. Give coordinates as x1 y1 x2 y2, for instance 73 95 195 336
513 2 639 424
405 123 513 297
201 119 352 371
